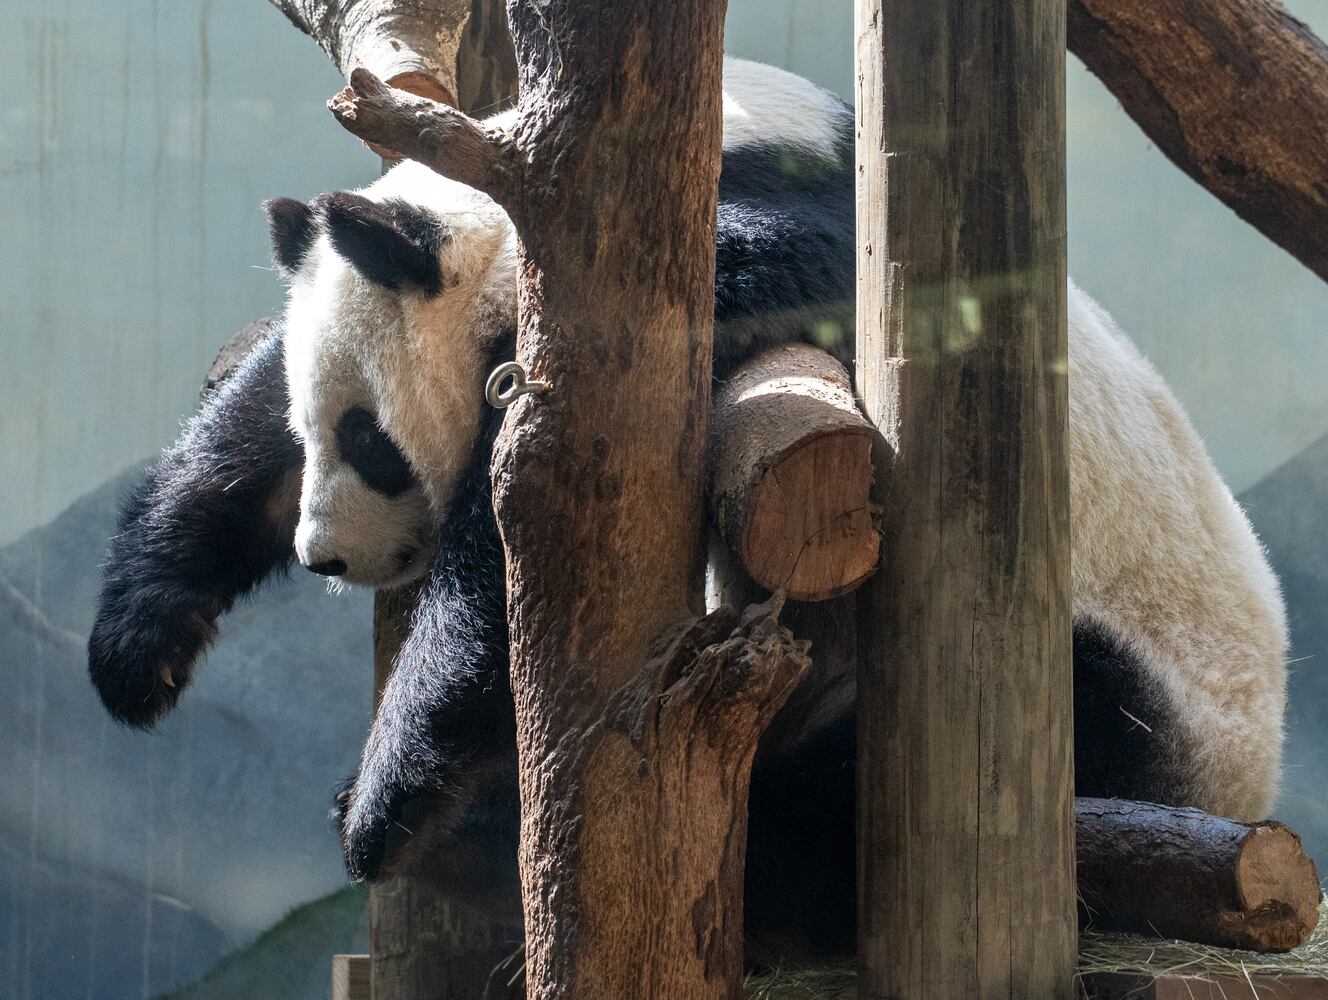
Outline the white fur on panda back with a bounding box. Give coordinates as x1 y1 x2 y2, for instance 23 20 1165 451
1066 281 1287 820
719 57 851 154
481 57 849 156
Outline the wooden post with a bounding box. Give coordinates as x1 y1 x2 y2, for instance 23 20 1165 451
854 0 1074 994
332 954 371 1000
369 589 522 1000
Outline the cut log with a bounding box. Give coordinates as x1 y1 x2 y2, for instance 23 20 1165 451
1066 0 1328 284
709 344 881 602
1076 798 1322 952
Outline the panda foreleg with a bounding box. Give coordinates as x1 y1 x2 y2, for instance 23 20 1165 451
340 440 516 884
88 328 303 727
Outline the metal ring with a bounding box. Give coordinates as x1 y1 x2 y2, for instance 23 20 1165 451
485 361 550 409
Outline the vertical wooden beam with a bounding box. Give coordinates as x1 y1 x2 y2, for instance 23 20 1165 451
366 11 517 997
854 0 1074 993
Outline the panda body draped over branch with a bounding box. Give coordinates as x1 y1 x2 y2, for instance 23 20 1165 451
88 58 1287 961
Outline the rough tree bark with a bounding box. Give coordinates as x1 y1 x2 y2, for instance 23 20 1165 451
1076 798 1322 953
709 344 881 602
1066 0 1328 283
855 0 1076 994
330 4 814 999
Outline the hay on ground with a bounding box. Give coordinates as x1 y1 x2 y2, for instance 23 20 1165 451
742 899 1328 999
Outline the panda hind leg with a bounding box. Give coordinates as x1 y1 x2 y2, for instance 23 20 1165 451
1072 619 1195 807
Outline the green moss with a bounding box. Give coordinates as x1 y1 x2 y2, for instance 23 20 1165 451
153 886 368 1000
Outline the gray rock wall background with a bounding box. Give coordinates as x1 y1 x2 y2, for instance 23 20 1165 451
3 2 1327 999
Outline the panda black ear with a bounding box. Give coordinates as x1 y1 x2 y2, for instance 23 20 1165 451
316 193 449 296
264 198 318 280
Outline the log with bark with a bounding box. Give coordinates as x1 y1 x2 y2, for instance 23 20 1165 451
1077 798 1322 952
329 4 816 999
1066 0 1328 284
709 344 881 602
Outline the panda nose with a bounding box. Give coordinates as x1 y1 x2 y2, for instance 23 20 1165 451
306 558 348 578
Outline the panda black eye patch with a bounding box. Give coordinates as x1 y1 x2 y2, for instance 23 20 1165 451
335 407 416 497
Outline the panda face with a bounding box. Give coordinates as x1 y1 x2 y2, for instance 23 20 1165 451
288 341 435 588
266 165 518 589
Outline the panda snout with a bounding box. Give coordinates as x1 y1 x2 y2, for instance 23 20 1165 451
306 558 348 577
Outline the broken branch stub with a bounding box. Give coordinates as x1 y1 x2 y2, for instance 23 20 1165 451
328 67 518 207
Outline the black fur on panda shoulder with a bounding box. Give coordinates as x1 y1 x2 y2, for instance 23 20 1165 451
88 328 302 727
713 134 856 373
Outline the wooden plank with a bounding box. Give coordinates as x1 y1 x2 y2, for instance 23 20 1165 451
854 0 1075 994
331 954 370 1000
1079 970 1328 999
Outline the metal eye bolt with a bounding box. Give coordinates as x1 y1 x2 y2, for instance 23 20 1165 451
485 361 550 409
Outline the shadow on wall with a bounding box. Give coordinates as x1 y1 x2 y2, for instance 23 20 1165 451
1241 432 1328 871
0 467 372 1000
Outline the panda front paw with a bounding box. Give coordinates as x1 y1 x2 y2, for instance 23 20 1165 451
87 600 220 727
338 766 426 883
338 752 471 883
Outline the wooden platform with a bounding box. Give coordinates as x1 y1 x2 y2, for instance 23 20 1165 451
334 899 1328 999
1079 971 1328 999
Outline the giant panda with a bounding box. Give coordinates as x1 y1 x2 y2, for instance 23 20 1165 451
88 57 1287 962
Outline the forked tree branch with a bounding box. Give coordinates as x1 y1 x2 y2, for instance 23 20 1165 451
269 0 469 103
328 68 519 206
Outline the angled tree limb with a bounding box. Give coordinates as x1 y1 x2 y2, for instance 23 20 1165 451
1068 0 1328 283
329 68 519 204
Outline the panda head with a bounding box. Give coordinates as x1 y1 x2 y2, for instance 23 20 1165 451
266 162 518 589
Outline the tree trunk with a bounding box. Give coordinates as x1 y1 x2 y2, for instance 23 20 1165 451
1076 798 1322 953
1066 0 1328 283
709 344 881 602
854 0 1076 994
330 3 814 998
